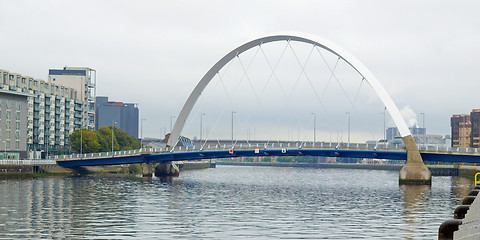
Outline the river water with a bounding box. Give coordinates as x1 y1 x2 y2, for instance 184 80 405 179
0 165 474 239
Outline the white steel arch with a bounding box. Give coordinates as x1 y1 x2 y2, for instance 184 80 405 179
167 32 412 148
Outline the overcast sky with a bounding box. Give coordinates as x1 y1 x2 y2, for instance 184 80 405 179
1 0 479 141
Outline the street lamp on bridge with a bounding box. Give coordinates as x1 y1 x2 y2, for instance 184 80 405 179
231 111 236 146
141 118 146 149
200 113 205 140
420 112 425 147
112 121 117 157
346 112 350 145
311 113 316 143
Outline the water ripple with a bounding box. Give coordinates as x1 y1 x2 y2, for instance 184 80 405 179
0 166 473 239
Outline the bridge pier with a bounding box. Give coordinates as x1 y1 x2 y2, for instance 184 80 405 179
399 135 432 185
154 162 180 177
142 163 155 177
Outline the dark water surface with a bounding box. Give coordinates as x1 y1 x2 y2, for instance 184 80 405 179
0 166 473 239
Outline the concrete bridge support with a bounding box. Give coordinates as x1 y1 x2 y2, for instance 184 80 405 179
399 135 432 185
155 162 180 177
142 163 155 177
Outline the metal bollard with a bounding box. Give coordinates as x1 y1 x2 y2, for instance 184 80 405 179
438 219 462 240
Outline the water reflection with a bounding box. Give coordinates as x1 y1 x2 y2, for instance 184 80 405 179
0 168 474 239
399 184 431 239
451 176 473 203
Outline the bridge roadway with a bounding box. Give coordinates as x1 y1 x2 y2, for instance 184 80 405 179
54 142 480 168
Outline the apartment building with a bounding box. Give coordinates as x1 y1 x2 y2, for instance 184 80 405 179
48 67 96 130
451 113 473 148
0 68 91 157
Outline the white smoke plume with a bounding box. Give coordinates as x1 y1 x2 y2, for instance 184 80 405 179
400 105 418 128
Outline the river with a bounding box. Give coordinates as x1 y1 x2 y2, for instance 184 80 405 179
0 165 473 239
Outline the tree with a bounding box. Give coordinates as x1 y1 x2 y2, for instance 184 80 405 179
69 129 101 153
97 126 119 152
97 126 140 152
68 126 141 154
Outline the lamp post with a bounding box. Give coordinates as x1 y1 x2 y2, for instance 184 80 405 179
80 125 83 159
311 113 316 143
420 112 425 146
346 112 350 145
33 135 36 160
200 113 205 140
141 118 146 149
231 111 236 146
46 136 49 160
170 115 176 133
112 121 117 157
381 107 386 142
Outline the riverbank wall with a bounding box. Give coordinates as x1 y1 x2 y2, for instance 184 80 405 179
0 164 72 177
178 160 216 171
217 161 480 178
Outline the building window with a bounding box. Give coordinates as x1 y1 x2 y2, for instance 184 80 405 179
16 102 20 111
15 141 19 150
9 75 13 81
6 141 10 150
15 112 20 121
21 78 26 84
6 130 10 139
6 111 10 120
6 120 10 130
15 131 19 140
29 80 32 88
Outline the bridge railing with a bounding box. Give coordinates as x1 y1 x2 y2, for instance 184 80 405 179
54 147 172 161
417 145 479 153
51 142 480 161
0 159 57 165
